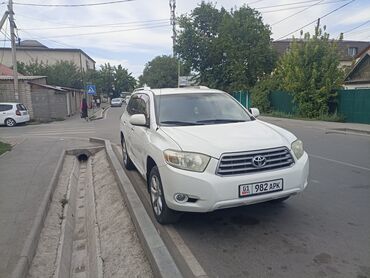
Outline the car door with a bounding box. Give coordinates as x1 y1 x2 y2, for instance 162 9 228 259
125 93 150 175
0 104 13 124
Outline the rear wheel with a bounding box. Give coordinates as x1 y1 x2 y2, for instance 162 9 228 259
121 135 134 170
5 118 16 127
149 166 180 224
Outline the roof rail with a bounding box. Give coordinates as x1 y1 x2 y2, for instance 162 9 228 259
134 84 151 92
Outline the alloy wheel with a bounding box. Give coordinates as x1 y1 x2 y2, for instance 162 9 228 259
150 175 163 216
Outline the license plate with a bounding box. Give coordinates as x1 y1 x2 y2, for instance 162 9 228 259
239 179 283 198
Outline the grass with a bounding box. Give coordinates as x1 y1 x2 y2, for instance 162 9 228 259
263 111 345 122
0 141 12 156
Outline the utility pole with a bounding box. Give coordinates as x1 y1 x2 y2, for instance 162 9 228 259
169 0 176 56
8 0 19 100
169 0 180 87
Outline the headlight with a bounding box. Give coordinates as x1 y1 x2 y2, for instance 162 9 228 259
291 139 304 160
163 150 210 172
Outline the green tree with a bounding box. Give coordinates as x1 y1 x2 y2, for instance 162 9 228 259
17 60 83 88
139 55 189 88
113 65 136 95
250 75 279 113
175 2 276 92
275 26 344 117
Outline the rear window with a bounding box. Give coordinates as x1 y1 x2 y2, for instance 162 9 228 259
16 104 27 111
0 104 12 112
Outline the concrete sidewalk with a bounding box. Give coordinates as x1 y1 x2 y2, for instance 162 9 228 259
0 137 97 277
260 116 370 135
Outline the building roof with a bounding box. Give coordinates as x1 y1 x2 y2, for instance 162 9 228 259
19 40 48 48
0 40 95 63
0 64 24 76
28 82 67 92
0 75 46 80
272 39 370 61
344 53 370 84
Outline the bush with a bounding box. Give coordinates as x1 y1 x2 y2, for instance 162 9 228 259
250 75 278 112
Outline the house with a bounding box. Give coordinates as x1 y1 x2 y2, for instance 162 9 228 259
272 39 370 68
0 75 90 121
0 40 95 71
344 45 370 89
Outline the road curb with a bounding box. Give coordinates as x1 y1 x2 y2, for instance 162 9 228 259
326 128 370 136
11 150 66 278
89 106 110 121
89 137 183 278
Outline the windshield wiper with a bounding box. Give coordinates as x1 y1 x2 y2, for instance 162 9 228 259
160 120 202 126
196 119 247 124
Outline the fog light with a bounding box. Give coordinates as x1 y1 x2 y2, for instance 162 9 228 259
174 193 188 203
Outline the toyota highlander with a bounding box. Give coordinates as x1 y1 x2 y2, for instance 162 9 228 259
120 87 309 224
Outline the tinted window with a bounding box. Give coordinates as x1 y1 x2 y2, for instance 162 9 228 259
127 94 149 117
155 93 251 126
0 104 13 112
16 104 27 111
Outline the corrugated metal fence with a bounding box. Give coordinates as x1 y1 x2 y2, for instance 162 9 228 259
337 89 370 124
264 89 370 124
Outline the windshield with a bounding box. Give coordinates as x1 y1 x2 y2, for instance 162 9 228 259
155 93 252 126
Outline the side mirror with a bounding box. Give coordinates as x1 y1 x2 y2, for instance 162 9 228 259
250 108 260 118
129 114 147 126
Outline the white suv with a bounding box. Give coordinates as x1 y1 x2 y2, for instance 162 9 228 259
0 102 30 127
120 87 309 224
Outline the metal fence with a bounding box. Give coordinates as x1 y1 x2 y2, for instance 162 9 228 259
337 89 370 124
265 89 370 124
231 91 251 109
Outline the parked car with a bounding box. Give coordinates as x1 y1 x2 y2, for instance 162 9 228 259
110 98 123 107
0 102 30 127
120 87 309 224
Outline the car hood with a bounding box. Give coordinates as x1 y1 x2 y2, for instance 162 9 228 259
160 120 295 158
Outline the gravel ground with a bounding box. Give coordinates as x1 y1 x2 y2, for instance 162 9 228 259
92 150 153 278
28 155 75 278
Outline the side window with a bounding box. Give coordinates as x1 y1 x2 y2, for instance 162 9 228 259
127 94 150 117
0 104 12 112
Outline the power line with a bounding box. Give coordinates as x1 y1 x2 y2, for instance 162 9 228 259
262 0 347 13
271 0 325 26
343 19 370 33
13 0 134 7
19 18 170 31
276 0 356 40
35 23 170 40
257 0 339 9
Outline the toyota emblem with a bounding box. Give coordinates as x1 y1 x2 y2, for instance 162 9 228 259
252 155 267 168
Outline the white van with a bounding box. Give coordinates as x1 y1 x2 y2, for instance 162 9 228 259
0 102 30 127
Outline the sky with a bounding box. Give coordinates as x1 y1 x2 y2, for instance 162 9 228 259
0 0 369 77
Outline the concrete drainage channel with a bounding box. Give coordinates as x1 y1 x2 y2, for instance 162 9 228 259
14 145 165 278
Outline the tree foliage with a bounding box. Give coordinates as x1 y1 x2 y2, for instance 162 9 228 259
250 75 278 113
18 60 83 88
175 2 276 92
139 55 190 88
274 26 344 117
19 61 136 97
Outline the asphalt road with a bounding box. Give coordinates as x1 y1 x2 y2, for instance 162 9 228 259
114 109 370 278
1 107 369 278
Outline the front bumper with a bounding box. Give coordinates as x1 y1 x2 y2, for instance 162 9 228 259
158 152 309 212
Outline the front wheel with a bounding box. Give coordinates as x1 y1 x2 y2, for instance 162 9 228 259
5 118 16 127
121 135 134 170
149 166 181 224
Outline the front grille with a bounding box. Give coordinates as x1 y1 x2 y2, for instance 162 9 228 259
216 146 294 176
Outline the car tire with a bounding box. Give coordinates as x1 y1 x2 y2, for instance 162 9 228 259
5 118 16 127
121 135 135 170
270 196 290 203
149 166 181 224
